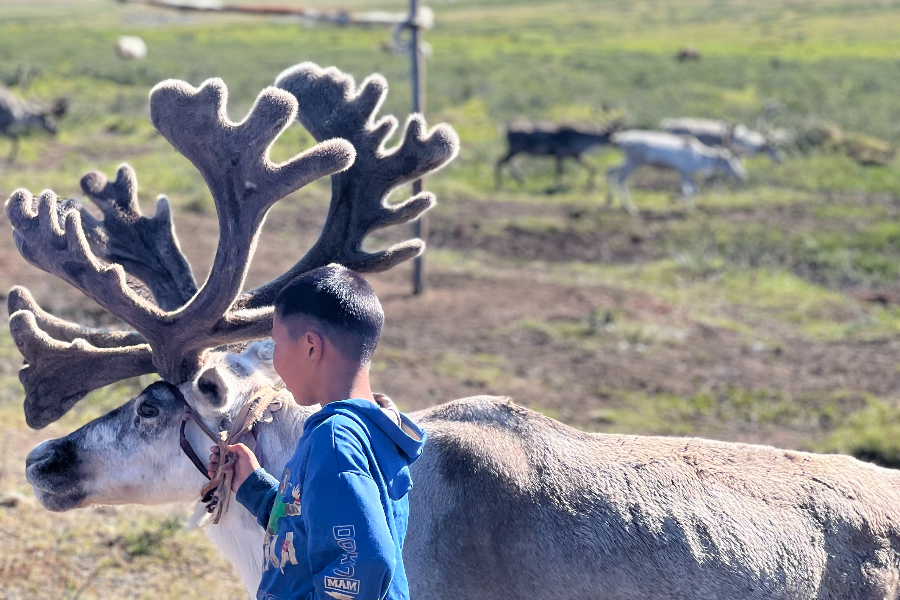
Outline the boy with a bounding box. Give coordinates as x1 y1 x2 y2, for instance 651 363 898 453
209 264 426 600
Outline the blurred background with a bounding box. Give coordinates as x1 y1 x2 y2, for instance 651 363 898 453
3 0 900 597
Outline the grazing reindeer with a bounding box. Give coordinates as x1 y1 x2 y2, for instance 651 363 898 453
662 117 784 163
0 86 67 164
495 121 619 191
607 130 747 214
12 64 900 600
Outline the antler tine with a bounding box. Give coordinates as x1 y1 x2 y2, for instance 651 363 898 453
149 77 355 327
9 309 154 429
236 62 460 309
6 188 169 331
8 286 144 348
79 164 198 311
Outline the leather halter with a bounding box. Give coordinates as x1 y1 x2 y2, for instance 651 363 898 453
173 384 281 524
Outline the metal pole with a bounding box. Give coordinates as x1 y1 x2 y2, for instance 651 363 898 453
409 0 427 295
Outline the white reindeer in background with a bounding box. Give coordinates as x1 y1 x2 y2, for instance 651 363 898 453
662 117 785 163
607 129 747 214
12 63 900 600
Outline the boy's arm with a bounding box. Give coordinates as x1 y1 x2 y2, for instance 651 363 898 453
214 443 278 529
235 467 280 529
303 470 397 600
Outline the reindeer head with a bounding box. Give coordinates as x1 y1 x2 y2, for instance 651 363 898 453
715 147 747 183
732 124 784 163
11 62 459 512
18 97 68 136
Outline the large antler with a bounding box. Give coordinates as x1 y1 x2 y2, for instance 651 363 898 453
7 76 354 426
8 286 154 428
79 164 198 311
236 62 460 309
7 164 194 428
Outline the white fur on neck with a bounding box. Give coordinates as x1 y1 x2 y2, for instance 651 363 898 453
197 400 313 598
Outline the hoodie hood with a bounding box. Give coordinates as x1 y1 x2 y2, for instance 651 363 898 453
304 398 427 499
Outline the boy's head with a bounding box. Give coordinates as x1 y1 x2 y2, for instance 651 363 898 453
272 264 383 404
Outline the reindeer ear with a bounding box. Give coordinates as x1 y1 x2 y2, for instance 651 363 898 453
194 367 229 408
251 340 274 365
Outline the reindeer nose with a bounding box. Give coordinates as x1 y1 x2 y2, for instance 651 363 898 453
26 440 52 468
25 452 40 469
26 439 79 485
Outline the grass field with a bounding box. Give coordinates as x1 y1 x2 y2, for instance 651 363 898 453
4 0 900 597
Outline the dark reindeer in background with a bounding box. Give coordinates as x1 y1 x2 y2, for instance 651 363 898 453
0 86 67 164
495 120 621 191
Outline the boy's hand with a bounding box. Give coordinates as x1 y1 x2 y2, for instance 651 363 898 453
208 443 261 493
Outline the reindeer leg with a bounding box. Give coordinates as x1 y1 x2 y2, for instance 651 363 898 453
495 151 516 190
606 164 622 208
548 155 564 193
494 150 524 190
679 172 697 212
610 161 638 215
575 154 597 190
618 170 639 216
509 158 526 187
7 137 19 164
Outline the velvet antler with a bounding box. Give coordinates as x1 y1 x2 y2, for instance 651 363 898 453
80 164 198 311
8 286 154 428
237 62 460 309
7 76 354 426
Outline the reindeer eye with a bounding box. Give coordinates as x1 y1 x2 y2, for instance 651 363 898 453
137 403 159 419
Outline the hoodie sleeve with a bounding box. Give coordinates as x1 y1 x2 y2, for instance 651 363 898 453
235 467 280 529
303 427 396 600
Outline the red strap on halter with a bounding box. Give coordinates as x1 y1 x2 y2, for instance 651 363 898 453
180 416 212 481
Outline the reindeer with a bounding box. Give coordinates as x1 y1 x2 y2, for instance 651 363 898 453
607 130 747 214
0 86 67 164
12 64 900 600
495 121 618 191
662 117 785 163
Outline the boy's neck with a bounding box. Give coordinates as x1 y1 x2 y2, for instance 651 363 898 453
318 362 375 406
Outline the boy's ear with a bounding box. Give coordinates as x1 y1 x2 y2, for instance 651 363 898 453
306 331 323 361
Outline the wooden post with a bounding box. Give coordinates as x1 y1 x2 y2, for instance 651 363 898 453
409 0 427 295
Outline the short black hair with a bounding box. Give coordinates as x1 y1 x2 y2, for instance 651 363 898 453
274 264 384 365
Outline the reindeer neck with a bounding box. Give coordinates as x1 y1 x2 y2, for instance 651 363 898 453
204 399 318 597
254 400 317 476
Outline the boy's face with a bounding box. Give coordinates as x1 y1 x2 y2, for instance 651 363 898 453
272 313 315 405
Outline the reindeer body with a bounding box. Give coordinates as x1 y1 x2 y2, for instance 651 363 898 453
0 86 66 163
495 122 616 190
607 130 747 214
410 398 900 600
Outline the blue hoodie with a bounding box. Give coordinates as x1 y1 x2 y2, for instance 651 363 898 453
236 399 427 600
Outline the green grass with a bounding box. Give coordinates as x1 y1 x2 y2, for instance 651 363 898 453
6 0 900 201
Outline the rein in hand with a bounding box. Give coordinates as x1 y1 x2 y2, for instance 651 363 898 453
176 385 281 524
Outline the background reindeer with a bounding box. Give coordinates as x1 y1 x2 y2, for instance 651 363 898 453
495 121 621 191
10 63 900 600
0 86 67 164
607 130 747 214
661 117 785 163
